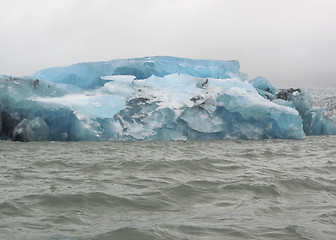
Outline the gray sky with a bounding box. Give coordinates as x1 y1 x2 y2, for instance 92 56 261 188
1 0 335 88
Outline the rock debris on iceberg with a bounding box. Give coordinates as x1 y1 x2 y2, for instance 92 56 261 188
1 56 335 141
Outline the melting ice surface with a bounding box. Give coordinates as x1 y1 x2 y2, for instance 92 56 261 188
0 56 335 141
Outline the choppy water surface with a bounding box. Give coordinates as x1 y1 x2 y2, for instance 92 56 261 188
1 136 336 240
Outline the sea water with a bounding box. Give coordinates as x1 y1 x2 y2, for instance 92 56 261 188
0 136 336 240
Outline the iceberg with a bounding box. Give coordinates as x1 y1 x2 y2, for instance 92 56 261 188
0 56 335 141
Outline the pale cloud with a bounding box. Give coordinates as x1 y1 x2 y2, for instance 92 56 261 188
0 0 335 87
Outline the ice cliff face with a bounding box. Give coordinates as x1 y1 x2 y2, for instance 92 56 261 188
1 56 335 141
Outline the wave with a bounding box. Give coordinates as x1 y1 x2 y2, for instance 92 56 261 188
0 201 32 218
79 227 165 240
32 160 73 169
1 137 336 240
256 224 325 240
221 183 282 197
19 192 173 212
278 178 332 192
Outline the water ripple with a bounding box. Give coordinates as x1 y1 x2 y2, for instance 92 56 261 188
0 136 335 240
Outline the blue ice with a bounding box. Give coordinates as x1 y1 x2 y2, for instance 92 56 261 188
0 56 335 141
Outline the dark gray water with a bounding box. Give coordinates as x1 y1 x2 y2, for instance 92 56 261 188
1 136 336 240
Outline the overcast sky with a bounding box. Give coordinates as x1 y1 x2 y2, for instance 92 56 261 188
1 0 335 87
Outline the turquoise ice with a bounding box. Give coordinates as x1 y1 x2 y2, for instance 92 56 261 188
0 56 335 141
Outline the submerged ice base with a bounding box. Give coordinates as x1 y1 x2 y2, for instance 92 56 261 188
1 56 335 141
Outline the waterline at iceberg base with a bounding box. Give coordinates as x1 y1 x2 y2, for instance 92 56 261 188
1 56 335 141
